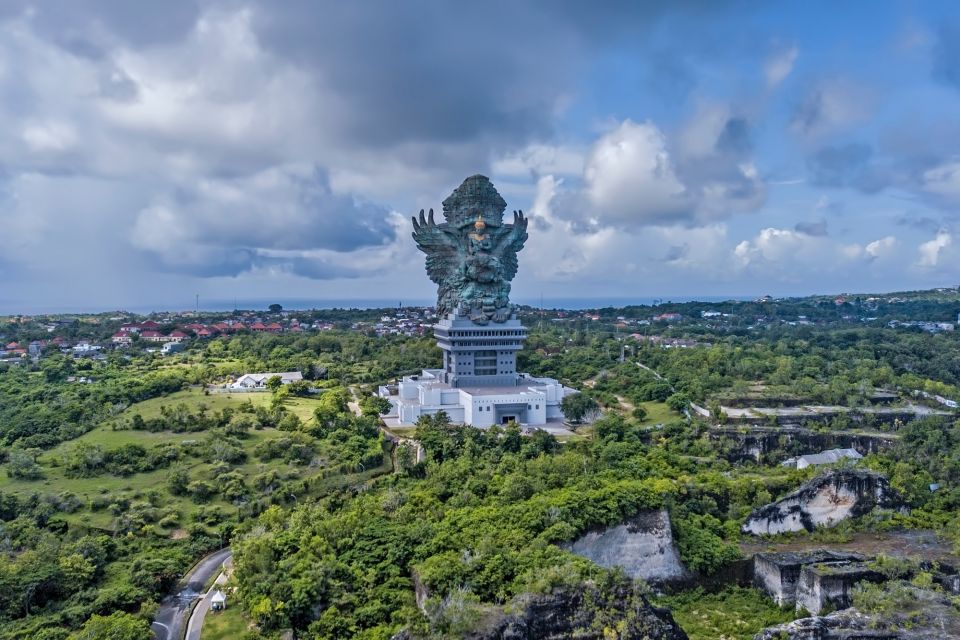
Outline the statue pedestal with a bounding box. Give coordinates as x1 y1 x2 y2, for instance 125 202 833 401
377 313 575 429
434 312 527 388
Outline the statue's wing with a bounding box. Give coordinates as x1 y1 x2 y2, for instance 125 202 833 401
498 210 529 282
411 208 458 285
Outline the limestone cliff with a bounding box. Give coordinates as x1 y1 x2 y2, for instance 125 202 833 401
742 469 903 535
564 510 689 585
393 583 688 640
754 585 960 639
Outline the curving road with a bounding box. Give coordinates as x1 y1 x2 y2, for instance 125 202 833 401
152 547 232 640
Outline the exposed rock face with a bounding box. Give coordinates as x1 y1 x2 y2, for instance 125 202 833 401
709 426 896 464
391 584 688 640
742 470 903 535
753 550 864 607
795 561 884 614
754 585 960 639
565 510 689 585
490 588 688 640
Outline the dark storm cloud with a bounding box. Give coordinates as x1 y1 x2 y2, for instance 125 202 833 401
794 219 828 236
248 0 727 150
933 24 960 90
807 143 889 193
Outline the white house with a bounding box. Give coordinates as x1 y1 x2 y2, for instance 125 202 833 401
231 372 303 389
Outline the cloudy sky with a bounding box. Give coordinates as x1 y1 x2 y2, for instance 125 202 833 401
2 1 960 312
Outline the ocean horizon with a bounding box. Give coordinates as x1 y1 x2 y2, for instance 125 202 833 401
1 295 757 316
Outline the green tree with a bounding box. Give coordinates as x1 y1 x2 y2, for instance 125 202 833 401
59 553 96 591
68 612 151 640
561 393 599 424
265 375 283 392
7 449 43 480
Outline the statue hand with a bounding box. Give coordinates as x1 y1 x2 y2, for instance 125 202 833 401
411 208 437 234
512 209 528 231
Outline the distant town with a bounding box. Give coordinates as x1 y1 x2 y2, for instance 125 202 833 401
3 287 960 367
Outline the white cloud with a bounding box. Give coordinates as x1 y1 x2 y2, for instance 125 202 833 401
491 144 585 178
765 45 798 88
921 161 960 202
582 120 691 226
865 236 897 259
917 231 951 267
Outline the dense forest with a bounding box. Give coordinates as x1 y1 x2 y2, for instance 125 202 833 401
0 293 958 638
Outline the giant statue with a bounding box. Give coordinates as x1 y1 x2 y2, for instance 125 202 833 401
412 175 528 324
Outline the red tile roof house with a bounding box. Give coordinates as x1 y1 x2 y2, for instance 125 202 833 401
250 322 268 332
111 332 133 345
195 328 214 338
3 342 27 357
139 320 160 329
265 322 283 333
140 331 164 342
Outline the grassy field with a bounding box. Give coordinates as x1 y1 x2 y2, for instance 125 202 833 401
201 602 251 639
654 587 795 640
112 387 312 420
0 389 336 534
637 400 679 426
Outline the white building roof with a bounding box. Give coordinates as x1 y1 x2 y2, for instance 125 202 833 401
211 590 226 603
797 448 862 466
235 372 303 384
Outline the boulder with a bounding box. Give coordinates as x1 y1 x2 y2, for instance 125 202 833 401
743 469 903 535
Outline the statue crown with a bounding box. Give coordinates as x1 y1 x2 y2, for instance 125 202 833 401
441 175 506 228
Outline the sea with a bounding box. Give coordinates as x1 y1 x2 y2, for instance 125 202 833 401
3 295 754 316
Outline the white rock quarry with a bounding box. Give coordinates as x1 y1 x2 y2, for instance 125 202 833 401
743 469 902 536
565 510 689 584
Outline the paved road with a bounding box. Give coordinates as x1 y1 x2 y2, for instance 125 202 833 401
151 548 232 640
184 559 232 640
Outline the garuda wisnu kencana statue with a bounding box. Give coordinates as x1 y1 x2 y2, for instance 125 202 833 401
412 175 528 324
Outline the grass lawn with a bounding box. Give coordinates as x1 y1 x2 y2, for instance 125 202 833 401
117 388 274 420
636 400 678 426
202 603 251 640
654 587 795 640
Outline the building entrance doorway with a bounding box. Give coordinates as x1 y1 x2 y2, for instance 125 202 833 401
500 415 516 425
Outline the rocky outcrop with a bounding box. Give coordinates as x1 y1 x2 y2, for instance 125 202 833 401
795 560 884 614
754 585 960 639
490 587 688 640
743 470 903 535
392 584 688 640
753 550 864 607
564 510 689 586
709 426 896 464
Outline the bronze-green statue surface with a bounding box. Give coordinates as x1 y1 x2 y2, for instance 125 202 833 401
412 175 528 324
